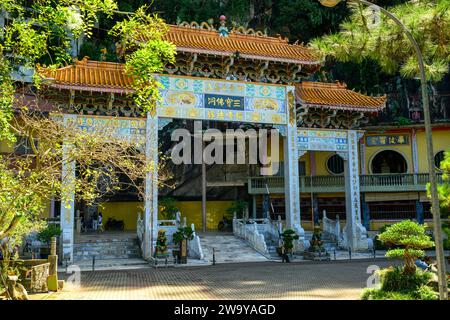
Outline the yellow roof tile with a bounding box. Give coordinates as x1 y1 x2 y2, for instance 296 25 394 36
37 57 134 93
296 81 387 112
163 25 321 65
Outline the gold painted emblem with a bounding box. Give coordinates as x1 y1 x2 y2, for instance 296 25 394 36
253 98 279 111
167 91 197 107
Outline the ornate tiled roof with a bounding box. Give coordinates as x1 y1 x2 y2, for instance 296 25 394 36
36 57 134 93
296 81 387 112
38 59 386 113
164 24 321 65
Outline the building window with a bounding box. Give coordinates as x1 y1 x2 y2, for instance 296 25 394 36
14 136 38 155
434 151 445 169
326 154 344 175
371 150 407 174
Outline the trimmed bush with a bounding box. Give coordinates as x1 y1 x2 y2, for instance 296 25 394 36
379 266 432 292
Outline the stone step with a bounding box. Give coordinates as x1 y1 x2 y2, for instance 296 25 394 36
73 234 141 262
198 234 269 263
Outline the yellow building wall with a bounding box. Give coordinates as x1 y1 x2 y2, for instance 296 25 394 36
176 200 234 231
364 133 413 174
97 200 233 231
416 129 450 172
98 202 142 231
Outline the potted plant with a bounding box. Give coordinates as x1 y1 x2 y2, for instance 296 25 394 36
279 229 299 262
226 200 248 220
37 224 61 259
155 230 169 258
172 226 194 264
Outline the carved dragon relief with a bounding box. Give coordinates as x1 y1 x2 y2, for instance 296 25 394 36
297 106 375 129
162 53 307 84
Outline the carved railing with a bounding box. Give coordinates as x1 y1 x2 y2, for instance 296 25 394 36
248 173 443 194
322 210 341 244
187 223 204 260
157 219 178 244
233 218 269 256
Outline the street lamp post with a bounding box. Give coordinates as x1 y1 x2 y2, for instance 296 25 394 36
319 0 448 299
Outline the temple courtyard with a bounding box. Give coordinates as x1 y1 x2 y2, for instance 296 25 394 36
31 260 401 300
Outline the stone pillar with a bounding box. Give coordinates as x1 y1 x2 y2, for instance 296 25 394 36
340 130 368 251
50 197 55 218
362 197 371 231
412 129 419 184
416 200 424 224
60 136 76 263
283 87 304 244
143 113 159 260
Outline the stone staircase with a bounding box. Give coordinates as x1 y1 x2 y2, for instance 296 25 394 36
198 232 269 263
73 232 141 261
261 231 280 259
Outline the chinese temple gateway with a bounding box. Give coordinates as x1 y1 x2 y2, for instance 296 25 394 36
35 19 446 263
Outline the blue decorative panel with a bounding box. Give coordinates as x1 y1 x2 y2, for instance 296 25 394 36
155 75 288 124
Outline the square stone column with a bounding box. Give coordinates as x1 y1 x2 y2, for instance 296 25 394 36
60 115 76 263
143 113 159 260
340 130 368 251
283 87 305 247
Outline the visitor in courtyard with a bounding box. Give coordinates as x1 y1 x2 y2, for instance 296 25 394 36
98 213 103 233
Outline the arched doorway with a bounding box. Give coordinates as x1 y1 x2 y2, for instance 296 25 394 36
371 150 408 174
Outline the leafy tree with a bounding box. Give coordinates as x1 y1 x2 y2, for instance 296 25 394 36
109 6 176 112
310 0 450 82
0 108 172 257
0 1 175 258
378 220 434 274
436 151 450 216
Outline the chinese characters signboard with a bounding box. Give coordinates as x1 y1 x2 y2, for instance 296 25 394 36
297 129 348 152
156 75 288 125
366 135 409 146
205 94 244 110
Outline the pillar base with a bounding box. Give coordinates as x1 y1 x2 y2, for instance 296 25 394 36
293 224 308 252
340 223 369 251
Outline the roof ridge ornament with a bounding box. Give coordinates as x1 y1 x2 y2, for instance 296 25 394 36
218 15 229 37
177 19 216 31
232 25 267 37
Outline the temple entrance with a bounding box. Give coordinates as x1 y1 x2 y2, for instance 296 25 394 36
371 150 408 173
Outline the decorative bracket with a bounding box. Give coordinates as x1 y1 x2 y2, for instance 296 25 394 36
337 151 349 161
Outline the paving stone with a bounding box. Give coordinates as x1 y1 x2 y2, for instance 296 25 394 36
33 260 398 300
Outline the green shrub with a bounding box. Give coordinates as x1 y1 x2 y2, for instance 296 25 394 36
173 226 194 245
280 229 299 253
361 288 416 300
37 224 61 245
416 285 439 300
159 197 179 220
361 266 438 300
380 266 432 292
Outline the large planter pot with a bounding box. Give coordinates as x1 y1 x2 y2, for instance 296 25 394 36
179 240 187 264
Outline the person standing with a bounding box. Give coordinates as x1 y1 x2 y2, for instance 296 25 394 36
98 213 103 233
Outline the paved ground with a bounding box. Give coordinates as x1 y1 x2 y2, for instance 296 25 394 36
32 260 397 300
